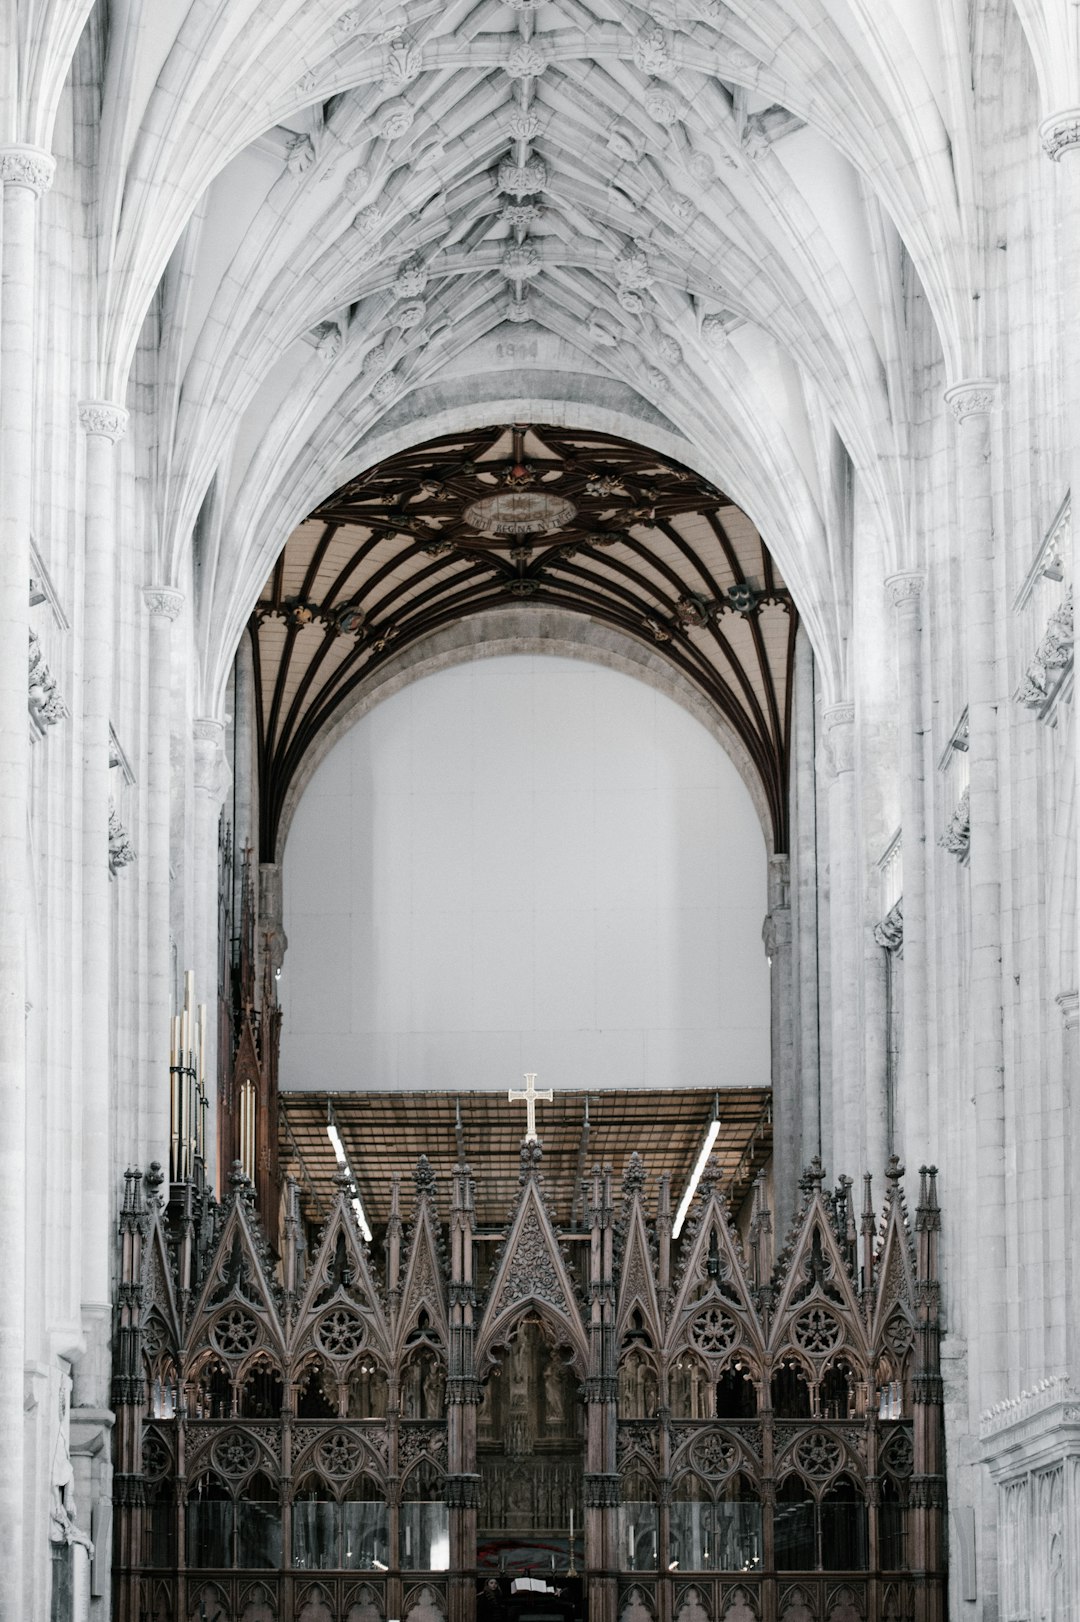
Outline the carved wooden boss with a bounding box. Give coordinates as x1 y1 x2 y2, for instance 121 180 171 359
113 1148 945 1622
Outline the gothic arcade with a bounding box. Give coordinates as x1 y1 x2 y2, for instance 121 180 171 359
113 1147 945 1622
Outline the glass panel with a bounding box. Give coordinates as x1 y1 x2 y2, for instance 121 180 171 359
713 1503 762 1573
292 1501 339 1570
879 1502 907 1570
147 1497 176 1567
618 1503 658 1570
773 1501 815 1571
668 1500 709 1571
821 1498 868 1570
401 1502 450 1571
187 1502 233 1568
236 1501 282 1568
342 1501 391 1570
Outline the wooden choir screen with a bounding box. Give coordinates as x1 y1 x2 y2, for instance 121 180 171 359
112 1146 945 1622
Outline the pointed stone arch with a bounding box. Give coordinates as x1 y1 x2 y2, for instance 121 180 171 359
475 1174 588 1378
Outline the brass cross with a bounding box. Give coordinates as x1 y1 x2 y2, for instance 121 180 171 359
508 1072 553 1141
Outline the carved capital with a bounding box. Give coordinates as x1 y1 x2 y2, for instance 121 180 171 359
822 702 855 775
77 399 128 442
873 900 904 954
885 571 926 609
143 587 184 623
583 1472 620 1508
944 379 997 422
0 145 55 195
1040 108 1080 161
1056 990 1079 1032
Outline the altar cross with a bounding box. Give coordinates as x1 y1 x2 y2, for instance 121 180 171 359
508 1072 553 1141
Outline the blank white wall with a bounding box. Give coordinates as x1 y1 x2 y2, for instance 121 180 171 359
281 655 770 1091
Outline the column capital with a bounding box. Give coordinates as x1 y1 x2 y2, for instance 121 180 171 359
885 570 926 609
143 587 184 622
77 400 128 442
193 716 226 747
0 145 55 195
1039 108 1080 162
822 701 855 775
1056 989 1079 1031
943 379 997 422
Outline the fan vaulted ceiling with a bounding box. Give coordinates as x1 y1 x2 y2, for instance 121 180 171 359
251 422 796 855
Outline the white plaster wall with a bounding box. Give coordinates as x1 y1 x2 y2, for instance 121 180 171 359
280 655 770 1092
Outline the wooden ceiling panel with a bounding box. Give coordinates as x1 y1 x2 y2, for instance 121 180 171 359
251 423 797 856
279 1086 773 1234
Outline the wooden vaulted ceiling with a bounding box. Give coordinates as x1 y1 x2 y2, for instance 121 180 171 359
251 424 797 855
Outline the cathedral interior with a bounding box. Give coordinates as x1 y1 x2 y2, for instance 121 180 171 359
3 2 1080 1621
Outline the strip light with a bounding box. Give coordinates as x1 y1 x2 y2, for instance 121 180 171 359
672 1116 721 1237
327 1117 373 1241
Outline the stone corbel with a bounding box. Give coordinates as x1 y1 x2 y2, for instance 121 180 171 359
193 717 232 806
873 900 904 955
1015 586 1073 724
108 801 136 875
822 702 855 776
938 787 970 865
28 628 66 732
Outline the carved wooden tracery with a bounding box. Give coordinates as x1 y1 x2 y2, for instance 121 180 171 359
250 423 798 858
113 1148 944 1622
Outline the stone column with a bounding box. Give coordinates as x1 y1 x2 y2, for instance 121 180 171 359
790 630 821 1168
944 380 1006 1413
74 399 128 1622
1039 116 1080 1224
885 572 929 1164
193 717 229 1189
822 702 861 1175
764 853 796 1235
0 141 54 1616
1056 991 1079 1381
144 590 183 1169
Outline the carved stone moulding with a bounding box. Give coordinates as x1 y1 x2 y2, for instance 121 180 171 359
1039 108 1080 161
0 145 56 194
822 702 855 775
943 379 997 423
884 571 925 610
77 399 129 441
28 630 66 731
937 786 970 865
144 586 184 622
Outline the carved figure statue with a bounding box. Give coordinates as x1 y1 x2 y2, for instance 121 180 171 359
544 1359 566 1427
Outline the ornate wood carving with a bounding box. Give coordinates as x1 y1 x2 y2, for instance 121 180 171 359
112 1145 945 1622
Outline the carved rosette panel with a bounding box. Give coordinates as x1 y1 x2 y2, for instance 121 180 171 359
212 1429 261 1479
688 1305 740 1360
141 1425 173 1480
315 1306 368 1361
185 1421 281 1480
292 1422 388 1480
880 1429 914 1479
210 1307 262 1359
671 1424 762 1477
790 1306 843 1358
